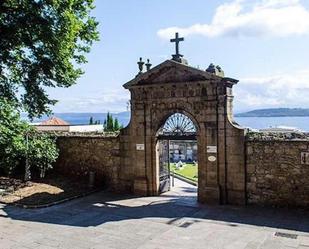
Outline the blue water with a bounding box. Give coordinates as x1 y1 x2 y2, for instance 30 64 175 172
26 112 309 132
29 112 131 127
235 116 309 132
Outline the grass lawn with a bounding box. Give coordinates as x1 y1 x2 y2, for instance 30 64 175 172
170 163 198 182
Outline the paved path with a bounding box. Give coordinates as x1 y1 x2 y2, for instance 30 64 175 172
1 180 309 249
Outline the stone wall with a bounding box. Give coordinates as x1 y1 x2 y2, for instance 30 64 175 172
54 133 121 191
52 131 309 208
246 133 309 208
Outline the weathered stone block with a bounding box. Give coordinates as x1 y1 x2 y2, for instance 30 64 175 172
246 140 309 208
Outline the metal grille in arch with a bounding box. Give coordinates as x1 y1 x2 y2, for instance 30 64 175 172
158 113 196 137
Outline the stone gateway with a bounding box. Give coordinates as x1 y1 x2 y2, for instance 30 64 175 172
53 34 309 208
119 52 246 205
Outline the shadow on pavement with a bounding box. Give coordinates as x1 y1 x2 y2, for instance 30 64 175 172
1 190 309 233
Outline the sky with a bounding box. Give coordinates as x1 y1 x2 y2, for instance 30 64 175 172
48 0 309 114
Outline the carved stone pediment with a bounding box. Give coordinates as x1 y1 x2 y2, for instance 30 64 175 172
123 60 238 89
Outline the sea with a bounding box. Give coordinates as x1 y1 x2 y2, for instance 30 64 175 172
27 112 131 126
27 112 309 132
234 116 309 132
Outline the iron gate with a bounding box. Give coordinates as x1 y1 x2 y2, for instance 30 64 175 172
158 140 170 193
157 113 198 193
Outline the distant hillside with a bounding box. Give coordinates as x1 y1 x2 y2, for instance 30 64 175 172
23 111 131 126
235 108 309 117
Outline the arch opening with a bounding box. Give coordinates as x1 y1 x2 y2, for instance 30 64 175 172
156 113 198 198
157 113 198 140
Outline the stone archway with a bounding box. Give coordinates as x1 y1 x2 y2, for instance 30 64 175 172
119 59 246 205
156 112 198 194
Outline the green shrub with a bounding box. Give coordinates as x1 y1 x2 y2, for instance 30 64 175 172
26 130 59 179
0 98 58 178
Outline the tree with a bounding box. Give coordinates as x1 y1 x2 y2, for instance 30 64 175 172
103 113 122 132
107 113 114 131
114 118 120 131
89 116 94 125
0 98 28 174
27 131 58 178
104 112 114 131
0 98 58 178
0 0 99 119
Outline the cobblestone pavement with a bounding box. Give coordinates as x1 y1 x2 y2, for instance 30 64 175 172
0 179 309 249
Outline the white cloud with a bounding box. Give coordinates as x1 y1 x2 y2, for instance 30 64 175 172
52 88 130 113
52 69 309 113
158 0 309 39
234 69 309 110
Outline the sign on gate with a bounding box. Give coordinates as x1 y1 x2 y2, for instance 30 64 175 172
207 146 217 153
136 144 145 151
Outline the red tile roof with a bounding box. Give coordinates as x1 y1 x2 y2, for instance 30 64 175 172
40 117 69 126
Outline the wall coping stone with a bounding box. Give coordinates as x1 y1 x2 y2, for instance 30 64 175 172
40 131 120 138
246 131 309 142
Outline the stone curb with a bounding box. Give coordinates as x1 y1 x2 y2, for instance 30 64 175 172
171 173 198 186
0 189 102 209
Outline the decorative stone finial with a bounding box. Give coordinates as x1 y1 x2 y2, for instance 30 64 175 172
206 63 225 77
145 59 152 71
137 57 144 74
216 65 225 77
206 63 215 73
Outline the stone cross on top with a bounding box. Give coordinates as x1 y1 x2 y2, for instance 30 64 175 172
170 32 187 64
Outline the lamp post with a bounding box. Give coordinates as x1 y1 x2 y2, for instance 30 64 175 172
24 131 31 181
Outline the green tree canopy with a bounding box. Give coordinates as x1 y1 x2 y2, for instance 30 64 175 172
114 118 120 131
103 113 122 132
0 98 58 178
0 0 99 119
0 98 27 174
106 112 114 131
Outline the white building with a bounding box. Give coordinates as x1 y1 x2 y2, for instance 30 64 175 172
33 117 104 133
259 126 302 133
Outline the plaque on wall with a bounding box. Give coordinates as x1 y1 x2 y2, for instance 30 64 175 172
301 152 309 165
208 156 217 162
207 146 217 153
136 144 145 151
